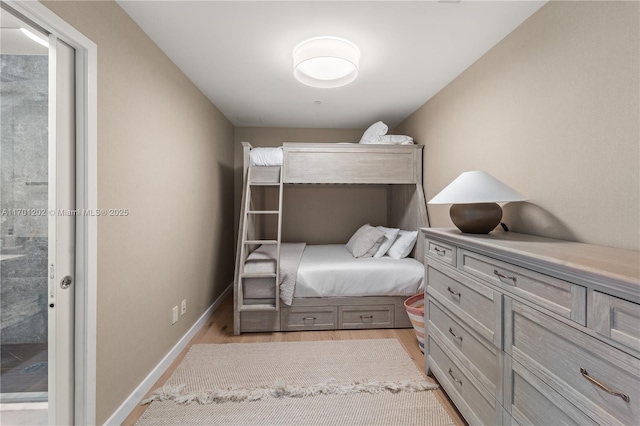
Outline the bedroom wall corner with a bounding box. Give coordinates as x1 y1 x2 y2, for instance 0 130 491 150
395 0 639 250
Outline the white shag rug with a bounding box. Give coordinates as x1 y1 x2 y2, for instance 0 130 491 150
136 339 455 425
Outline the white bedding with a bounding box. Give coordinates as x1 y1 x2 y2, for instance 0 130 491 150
250 147 283 166
294 244 424 298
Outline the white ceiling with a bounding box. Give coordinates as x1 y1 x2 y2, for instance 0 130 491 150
117 1 546 129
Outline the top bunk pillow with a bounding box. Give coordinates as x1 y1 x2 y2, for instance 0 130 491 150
345 224 385 258
373 226 400 258
359 121 414 145
387 230 419 259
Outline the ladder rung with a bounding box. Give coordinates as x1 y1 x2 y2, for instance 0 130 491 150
242 272 276 279
247 210 279 214
241 304 277 312
250 182 280 186
245 240 278 245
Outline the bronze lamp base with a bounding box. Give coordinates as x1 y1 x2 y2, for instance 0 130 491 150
450 203 502 234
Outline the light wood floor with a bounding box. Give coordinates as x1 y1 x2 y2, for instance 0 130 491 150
123 295 466 425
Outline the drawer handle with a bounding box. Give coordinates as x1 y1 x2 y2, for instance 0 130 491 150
360 315 373 321
494 269 517 284
448 327 463 342
302 317 316 322
448 368 462 385
447 287 461 298
434 247 446 256
580 368 630 402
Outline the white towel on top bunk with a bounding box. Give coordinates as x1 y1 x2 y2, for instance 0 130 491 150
359 121 413 145
250 147 284 166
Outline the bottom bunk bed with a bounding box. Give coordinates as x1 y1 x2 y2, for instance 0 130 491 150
238 243 424 333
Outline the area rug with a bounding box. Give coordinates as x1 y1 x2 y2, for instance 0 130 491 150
136 339 455 425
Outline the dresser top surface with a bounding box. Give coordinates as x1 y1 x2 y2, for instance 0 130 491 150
422 228 640 300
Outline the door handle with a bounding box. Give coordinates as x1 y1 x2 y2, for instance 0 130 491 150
60 275 73 289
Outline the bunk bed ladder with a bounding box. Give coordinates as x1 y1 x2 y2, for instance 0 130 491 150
238 165 283 313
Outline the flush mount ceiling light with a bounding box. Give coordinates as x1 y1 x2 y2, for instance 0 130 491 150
293 37 360 89
20 28 49 48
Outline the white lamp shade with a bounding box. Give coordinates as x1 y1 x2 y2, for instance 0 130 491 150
293 37 360 88
429 171 527 204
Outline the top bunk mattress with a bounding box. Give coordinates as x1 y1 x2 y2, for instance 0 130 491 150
294 244 424 298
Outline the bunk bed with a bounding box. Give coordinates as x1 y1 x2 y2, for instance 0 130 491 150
234 142 430 334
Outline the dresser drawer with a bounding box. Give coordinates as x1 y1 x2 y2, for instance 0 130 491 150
338 305 393 329
507 358 597 426
281 306 337 331
426 260 502 347
591 292 640 356
427 297 500 397
460 249 586 324
428 334 500 426
506 299 640 426
425 237 457 266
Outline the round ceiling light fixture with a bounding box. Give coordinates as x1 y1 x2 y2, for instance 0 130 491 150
293 36 360 89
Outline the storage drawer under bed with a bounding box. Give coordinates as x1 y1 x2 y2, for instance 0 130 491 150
281 306 337 331
281 304 397 331
338 305 394 329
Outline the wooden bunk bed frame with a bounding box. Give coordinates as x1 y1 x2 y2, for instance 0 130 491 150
234 142 430 335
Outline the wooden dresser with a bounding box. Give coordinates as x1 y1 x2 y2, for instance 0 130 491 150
422 228 640 425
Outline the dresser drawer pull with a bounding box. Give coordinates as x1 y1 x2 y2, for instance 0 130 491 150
494 269 517 284
360 315 373 321
302 317 316 322
434 247 446 256
447 287 461 298
580 367 630 402
448 368 462 385
448 327 463 342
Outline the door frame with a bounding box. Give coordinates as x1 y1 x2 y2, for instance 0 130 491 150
2 1 98 424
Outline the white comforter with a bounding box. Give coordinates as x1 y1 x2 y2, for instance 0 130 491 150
294 245 424 298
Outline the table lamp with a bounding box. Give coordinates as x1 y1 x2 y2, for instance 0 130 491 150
429 171 527 234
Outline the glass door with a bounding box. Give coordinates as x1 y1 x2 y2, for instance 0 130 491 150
0 6 75 425
1 9 50 406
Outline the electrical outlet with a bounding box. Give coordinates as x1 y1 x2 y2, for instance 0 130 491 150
172 306 178 324
181 299 187 315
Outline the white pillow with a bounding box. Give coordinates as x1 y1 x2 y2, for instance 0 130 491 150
359 121 414 145
387 230 418 259
373 226 400 257
345 224 385 258
359 121 388 144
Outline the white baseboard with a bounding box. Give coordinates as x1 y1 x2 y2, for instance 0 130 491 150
104 283 233 425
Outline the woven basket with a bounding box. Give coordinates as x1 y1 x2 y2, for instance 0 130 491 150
404 293 425 353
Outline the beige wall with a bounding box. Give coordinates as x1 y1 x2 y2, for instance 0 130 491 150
395 1 639 250
34 0 638 422
42 1 235 423
234 127 390 245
